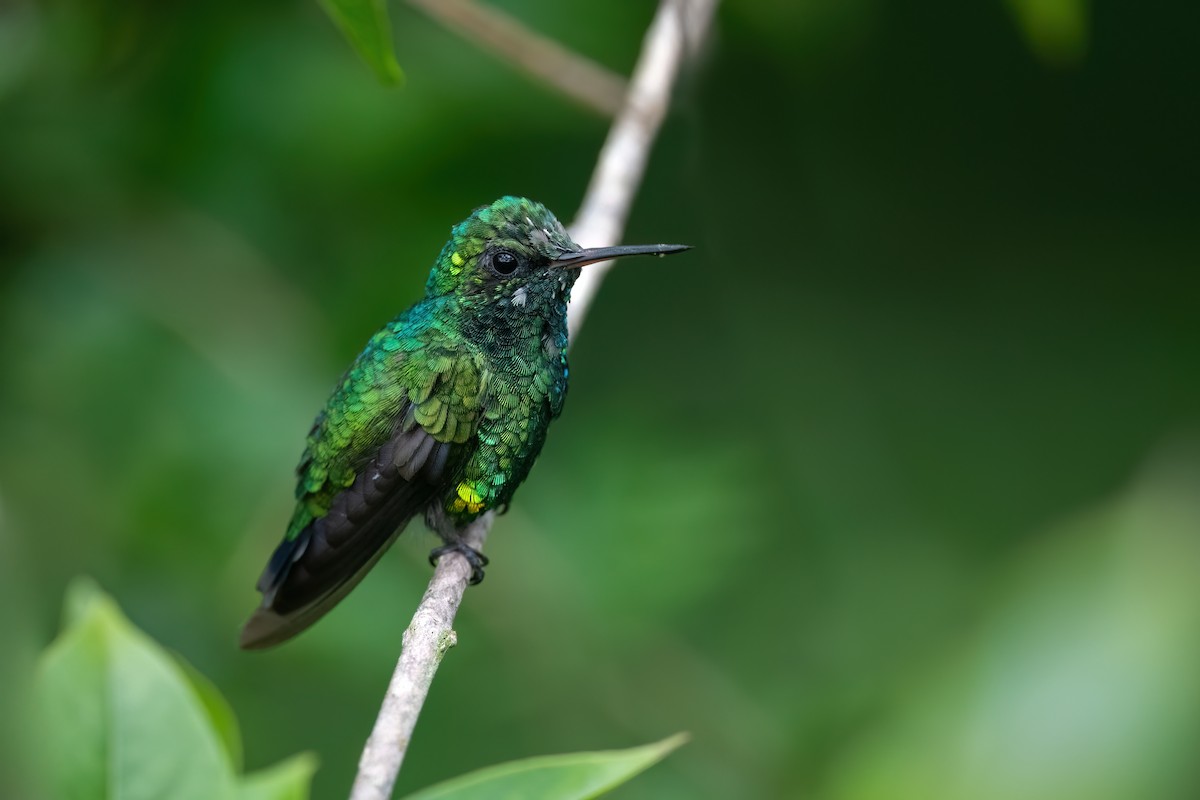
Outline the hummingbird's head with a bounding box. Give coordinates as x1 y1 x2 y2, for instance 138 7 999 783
425 196 689 305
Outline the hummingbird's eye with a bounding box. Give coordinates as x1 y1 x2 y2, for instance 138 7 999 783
490 250 520 276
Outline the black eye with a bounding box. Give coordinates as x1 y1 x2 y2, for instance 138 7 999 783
491 250 519 276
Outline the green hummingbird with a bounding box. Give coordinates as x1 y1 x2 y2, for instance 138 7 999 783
240 196 688 648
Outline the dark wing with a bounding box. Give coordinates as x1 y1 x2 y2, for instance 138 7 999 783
239 417 454 649
240 327 485 649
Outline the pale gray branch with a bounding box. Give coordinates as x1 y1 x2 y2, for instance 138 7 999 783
349 515 490 800
408 0 627 117
349 3 717 798
568 0 717 339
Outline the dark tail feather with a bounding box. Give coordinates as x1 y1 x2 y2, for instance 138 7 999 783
240 431 451 649
239 519 410 649
239 527 404 649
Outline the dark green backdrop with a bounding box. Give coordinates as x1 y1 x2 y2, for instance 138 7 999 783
3 0 1199 798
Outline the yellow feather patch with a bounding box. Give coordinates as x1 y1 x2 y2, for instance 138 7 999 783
450 251 464 267
450 481 486 514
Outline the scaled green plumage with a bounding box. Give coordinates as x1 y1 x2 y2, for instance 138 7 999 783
241 197 688 649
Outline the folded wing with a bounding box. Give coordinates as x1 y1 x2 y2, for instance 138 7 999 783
240 325 485 649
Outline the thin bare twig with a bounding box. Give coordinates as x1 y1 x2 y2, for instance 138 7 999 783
568 0 717 339
349 2 717 798
349 515 490 800
408 0 627 117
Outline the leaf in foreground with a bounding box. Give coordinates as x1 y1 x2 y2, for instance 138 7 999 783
401 732 689 800
33 578 315 800
240 754 320 800
826 455 1200 800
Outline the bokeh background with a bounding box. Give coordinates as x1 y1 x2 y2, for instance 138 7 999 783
3 0 1199 797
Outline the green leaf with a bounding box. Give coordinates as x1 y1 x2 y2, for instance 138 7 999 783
400 733 689 800
318 0 404 85
825 460 1200 800
33 578 316 800
35 579 239 800
61 572 106 628
239 754 319 800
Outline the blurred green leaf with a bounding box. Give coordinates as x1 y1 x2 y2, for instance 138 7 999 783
239 755 320 800
318 0 403 84
1007 0 1089 65
400 733 689 800
61 574 106 629
35 578 239 800
827 457 1200 800
33 579 314 800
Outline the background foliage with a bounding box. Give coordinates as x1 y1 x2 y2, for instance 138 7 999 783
2 0 1199 798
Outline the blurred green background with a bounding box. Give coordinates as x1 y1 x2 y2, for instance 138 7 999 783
3 0 1200 797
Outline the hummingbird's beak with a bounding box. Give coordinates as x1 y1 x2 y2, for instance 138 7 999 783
550 243 691 269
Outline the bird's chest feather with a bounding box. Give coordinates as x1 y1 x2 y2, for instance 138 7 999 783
465 284 570 414
475 317 569 461
446 291 571 518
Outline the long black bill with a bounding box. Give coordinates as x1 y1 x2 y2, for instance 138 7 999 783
551 243 691 269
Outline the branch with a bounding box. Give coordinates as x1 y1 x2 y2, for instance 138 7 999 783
349 514 490 800
568 0 717 339
349 3 717 798
407 0 627 117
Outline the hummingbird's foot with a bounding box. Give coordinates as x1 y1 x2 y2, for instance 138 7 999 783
428 542 489 585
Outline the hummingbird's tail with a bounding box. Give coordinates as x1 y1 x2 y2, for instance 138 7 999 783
240 427 450 649
239 519 409 649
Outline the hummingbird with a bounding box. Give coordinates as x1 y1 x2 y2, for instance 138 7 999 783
240 196 688 648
